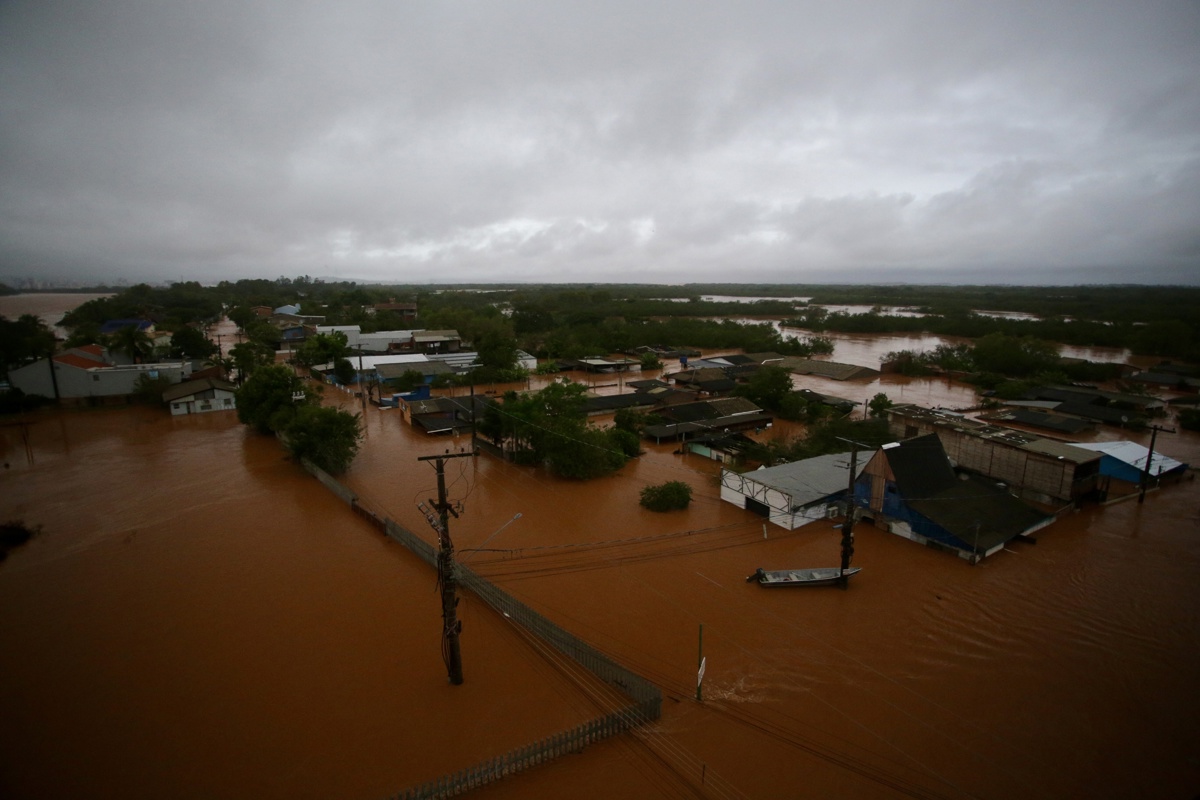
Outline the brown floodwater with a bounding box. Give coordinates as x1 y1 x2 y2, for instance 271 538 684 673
2 298 1199 799
0 293 113 339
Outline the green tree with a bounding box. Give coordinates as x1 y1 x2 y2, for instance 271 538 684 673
486 381 630 478
472 318 519 371
205 355 235 381
736 365 794 411
1131 320 1194 358
970 333 1059 377
242 319 282 349
283 405 363 474
228 305 258 330
639 352 662 370
235 364 312 434
169 326 217 360
0 314 56 375
332 357 358 386
229 341 275 383
110 324 153 364
640 481 693 511
868 393 894 418
294 331 350 368
395 369 426 392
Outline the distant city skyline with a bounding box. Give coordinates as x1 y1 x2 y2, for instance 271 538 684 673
2 2 1198 287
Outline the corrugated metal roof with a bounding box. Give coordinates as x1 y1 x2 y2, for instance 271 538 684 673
780 357 879 381
1073 441 1186 475
738 451 865 507
1019 439 1101 464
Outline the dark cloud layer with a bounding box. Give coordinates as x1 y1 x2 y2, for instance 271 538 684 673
2 1 1198 285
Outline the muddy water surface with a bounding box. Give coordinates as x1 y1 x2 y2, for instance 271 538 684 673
1 298 1199 798
0 292 112 338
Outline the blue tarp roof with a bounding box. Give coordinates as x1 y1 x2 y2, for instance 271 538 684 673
99 319 152 334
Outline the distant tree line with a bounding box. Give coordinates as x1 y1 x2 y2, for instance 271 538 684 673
10 279 1198 391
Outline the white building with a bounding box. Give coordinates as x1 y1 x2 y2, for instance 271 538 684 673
162 378 238 415
720 452 866 530
8 345 190 402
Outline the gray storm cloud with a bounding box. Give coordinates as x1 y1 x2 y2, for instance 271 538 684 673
1 0 1197 285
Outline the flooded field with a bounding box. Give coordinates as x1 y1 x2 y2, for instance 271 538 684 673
2 296 1199 798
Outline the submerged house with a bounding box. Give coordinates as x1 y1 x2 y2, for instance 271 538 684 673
642 397 772 443
7 345 190 404
855 434 1055 562
1072 441 1188 497
162 378 237 415
779 357 880 381
885 405 1101 506
403 395 495 436
720 452 866 529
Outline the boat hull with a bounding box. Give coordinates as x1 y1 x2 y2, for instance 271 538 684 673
747 567 861 587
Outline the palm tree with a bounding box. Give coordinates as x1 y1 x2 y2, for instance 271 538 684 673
110 324 153 364
205 355 236 382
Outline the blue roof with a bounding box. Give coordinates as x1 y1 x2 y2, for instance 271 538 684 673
99 319 153 334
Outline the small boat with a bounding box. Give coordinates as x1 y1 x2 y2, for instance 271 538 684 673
746 566 861 587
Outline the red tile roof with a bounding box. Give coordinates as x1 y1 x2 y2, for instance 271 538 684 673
54 353 107 370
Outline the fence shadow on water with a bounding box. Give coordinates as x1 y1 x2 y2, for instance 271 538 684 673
300 459 662 799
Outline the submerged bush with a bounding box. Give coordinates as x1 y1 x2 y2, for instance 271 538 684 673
640 481 692 512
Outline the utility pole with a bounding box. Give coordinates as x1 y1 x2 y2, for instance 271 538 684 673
357 346 366 413
418 450 477 684
1139 423 1176 504
836 437 869 589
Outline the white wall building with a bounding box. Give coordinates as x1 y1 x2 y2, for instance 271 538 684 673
720 452 866 530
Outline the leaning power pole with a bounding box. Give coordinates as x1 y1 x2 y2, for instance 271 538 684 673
1138 423 1176 504
836 437 868 589
418 450 477 684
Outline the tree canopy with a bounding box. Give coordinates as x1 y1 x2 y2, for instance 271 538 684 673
235 364 311 434
233 364 362 473
283 404 363 474
479 381 632 479
169 326 217 360
294 331 351 368
0 314 56 376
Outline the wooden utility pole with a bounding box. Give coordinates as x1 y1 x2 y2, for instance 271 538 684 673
1139 424 1176 504
357 346 367 414
835 437 869 589
418 450 477 684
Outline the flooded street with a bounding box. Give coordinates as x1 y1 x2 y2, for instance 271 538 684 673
2 297 1199 798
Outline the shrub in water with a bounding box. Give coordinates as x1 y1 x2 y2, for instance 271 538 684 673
640 481 692 512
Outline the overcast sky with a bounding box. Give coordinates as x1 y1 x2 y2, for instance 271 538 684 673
2 1 1198 286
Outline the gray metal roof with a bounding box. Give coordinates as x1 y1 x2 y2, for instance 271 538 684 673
738 451 865 506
